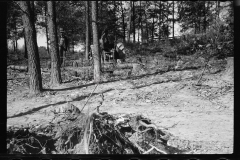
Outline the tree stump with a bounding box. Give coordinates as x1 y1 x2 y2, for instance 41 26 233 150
132 63 142 74
222 57 233 82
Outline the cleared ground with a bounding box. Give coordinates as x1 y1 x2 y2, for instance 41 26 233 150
7 55 233 154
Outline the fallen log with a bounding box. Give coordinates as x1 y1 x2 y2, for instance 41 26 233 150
113 69 132 76
64 59 92 67
64 66 92 78
7 65 51 76
7 65 28 71
102 63 137 70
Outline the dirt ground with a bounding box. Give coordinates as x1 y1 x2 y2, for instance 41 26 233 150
7 56 233 154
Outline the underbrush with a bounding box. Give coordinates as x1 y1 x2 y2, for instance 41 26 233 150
7 112 188 154
124 19 233 63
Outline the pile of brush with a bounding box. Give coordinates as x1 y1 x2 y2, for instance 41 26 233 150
7 111 188 154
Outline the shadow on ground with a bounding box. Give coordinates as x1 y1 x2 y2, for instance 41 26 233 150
7 89 114 119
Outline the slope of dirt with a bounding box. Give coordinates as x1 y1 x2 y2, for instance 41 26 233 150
7 57 233 154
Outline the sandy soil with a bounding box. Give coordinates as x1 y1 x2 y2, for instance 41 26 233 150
7 57 233 154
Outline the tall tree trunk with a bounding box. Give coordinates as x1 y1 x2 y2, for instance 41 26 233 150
96 0 98 22
30 1 35 23
72 43 74 55
13 13 17 53
99 0 103 35
23 28 28 59
72 33 74 55
17 1 42 94
151 2 156 41
197 2 201 34
121 1 125 42
14 13 18 53
145 12 149 43
137 1 140 43
166 1 169 38
194 22 197 34
204 1 209 33
71 29 74 55
204 1 206 33
15 39 18 52
140 1 143 43
198 15 201 34
216 1 220 18
132 1 135 43
44 4 50 56
91 1 101 82
85 1 90 60
12 40 15 52
159 1 162 40
127 1 132 43
151 16 154 41
138 10 140 43
172 1 174 38
113 1 117 41
47 1 62 86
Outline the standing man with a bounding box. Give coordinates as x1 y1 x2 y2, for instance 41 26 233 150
59 28 69 67
100 28 110 52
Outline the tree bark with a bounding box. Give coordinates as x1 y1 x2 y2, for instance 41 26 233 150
151 2 156 41
13 40 15 52
151 16 154 41
91 1 101 82
15 15 18 53
127 1 132 43
145 11 149 43
120 1 125 42
112 1 117 41
30 1 35 23
159 1 162 40
217 1 220 18
85 1 90 60
13 12 17 53
132 1 135 43
44 3 50 56
140 1 143 43
173 1 174 38
23 28 28 59
17 1 42 94
166 1 169 38
72 29 74 55
138 16 140 43
15 39 18 53
47 1 62 86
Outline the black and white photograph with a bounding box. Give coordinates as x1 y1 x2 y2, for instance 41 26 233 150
6 1 233 154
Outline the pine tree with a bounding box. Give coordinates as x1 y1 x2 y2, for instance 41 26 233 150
17 1 43 94
91 1 101 82
47 1 62 86
85 1 90 60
